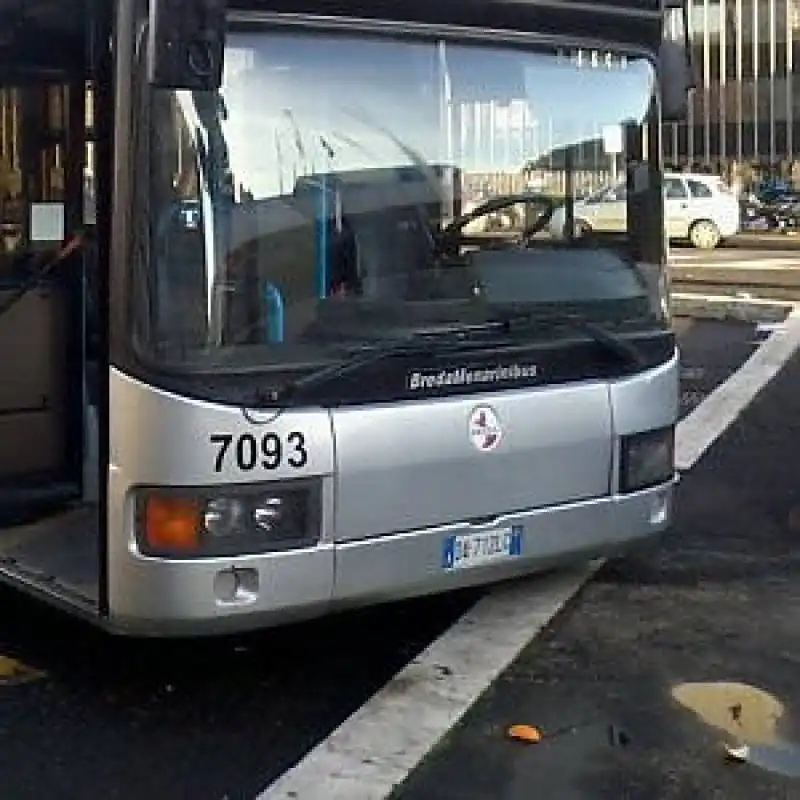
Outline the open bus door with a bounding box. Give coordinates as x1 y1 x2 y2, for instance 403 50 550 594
0 0 110 620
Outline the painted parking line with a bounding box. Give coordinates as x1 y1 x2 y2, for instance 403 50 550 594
259 562 601 800
676 307 800 470
256 307 800 800
669 255 800 267
671 259 800 268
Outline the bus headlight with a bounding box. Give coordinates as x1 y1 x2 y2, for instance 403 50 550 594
204 497 247 539
619 427 675 493
135 480 321 558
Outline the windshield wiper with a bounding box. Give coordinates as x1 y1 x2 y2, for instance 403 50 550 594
262 314 644 406
267 320 512 404
495 311 647 368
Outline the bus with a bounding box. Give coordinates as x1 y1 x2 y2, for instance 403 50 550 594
0 0 693 635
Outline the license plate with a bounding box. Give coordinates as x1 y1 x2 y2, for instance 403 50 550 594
442 526 523 570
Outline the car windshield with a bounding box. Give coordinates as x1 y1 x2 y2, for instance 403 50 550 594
134 25 663 373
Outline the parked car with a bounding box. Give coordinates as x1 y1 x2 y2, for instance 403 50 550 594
548 172 741 249
741 188 800 233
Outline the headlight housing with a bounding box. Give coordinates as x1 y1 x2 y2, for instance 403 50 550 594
619 426 675 493
134 479 321 558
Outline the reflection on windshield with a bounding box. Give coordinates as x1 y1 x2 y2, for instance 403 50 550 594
138 30 663 370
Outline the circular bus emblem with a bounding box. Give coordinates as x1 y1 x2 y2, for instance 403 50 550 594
469 405 503 452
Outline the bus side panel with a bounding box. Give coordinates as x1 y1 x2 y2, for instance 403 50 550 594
609 350 681 438
105 368 335 633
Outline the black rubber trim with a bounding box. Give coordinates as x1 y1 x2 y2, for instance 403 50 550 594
111 327 676 408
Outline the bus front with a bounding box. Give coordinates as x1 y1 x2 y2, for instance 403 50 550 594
107 0 684 633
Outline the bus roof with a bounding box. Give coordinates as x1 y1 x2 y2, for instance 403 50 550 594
9 0 667 27
226 0 666 51
1 0 667 81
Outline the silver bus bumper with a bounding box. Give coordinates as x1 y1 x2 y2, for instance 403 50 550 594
106 479 675 636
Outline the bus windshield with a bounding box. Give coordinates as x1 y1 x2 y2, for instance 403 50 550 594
134 25 663 377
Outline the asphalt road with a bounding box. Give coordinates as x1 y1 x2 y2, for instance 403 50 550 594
0 318 775 800
669 244 800 315
394 324 800 800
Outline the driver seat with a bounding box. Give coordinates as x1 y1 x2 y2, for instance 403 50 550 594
342 182 435 300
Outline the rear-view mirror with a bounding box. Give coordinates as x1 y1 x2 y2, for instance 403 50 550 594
147 0 227 91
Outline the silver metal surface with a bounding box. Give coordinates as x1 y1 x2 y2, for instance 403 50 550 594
333 482 673 605
330 383 614 542
103 352 678 635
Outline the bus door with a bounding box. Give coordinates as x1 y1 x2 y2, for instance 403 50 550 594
0 0 106 617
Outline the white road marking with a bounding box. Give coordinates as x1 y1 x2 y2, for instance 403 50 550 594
670 256 800 268
671 293 795 306
257 562 601 800
671 259 800 269
676 306 800 470
256 308 800 800
756 321 787 335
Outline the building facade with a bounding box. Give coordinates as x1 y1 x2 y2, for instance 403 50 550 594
666 0 800 187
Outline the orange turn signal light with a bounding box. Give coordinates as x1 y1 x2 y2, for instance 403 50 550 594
143 496 202 552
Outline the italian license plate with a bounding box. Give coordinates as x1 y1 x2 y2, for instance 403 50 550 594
442 526 523 570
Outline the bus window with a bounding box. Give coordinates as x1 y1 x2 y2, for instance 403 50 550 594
133 29 662 391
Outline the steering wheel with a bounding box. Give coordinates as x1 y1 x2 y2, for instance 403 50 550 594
437 193 558 253
516 195 558 247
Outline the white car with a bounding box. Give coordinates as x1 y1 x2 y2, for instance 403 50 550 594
549 172 741 249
